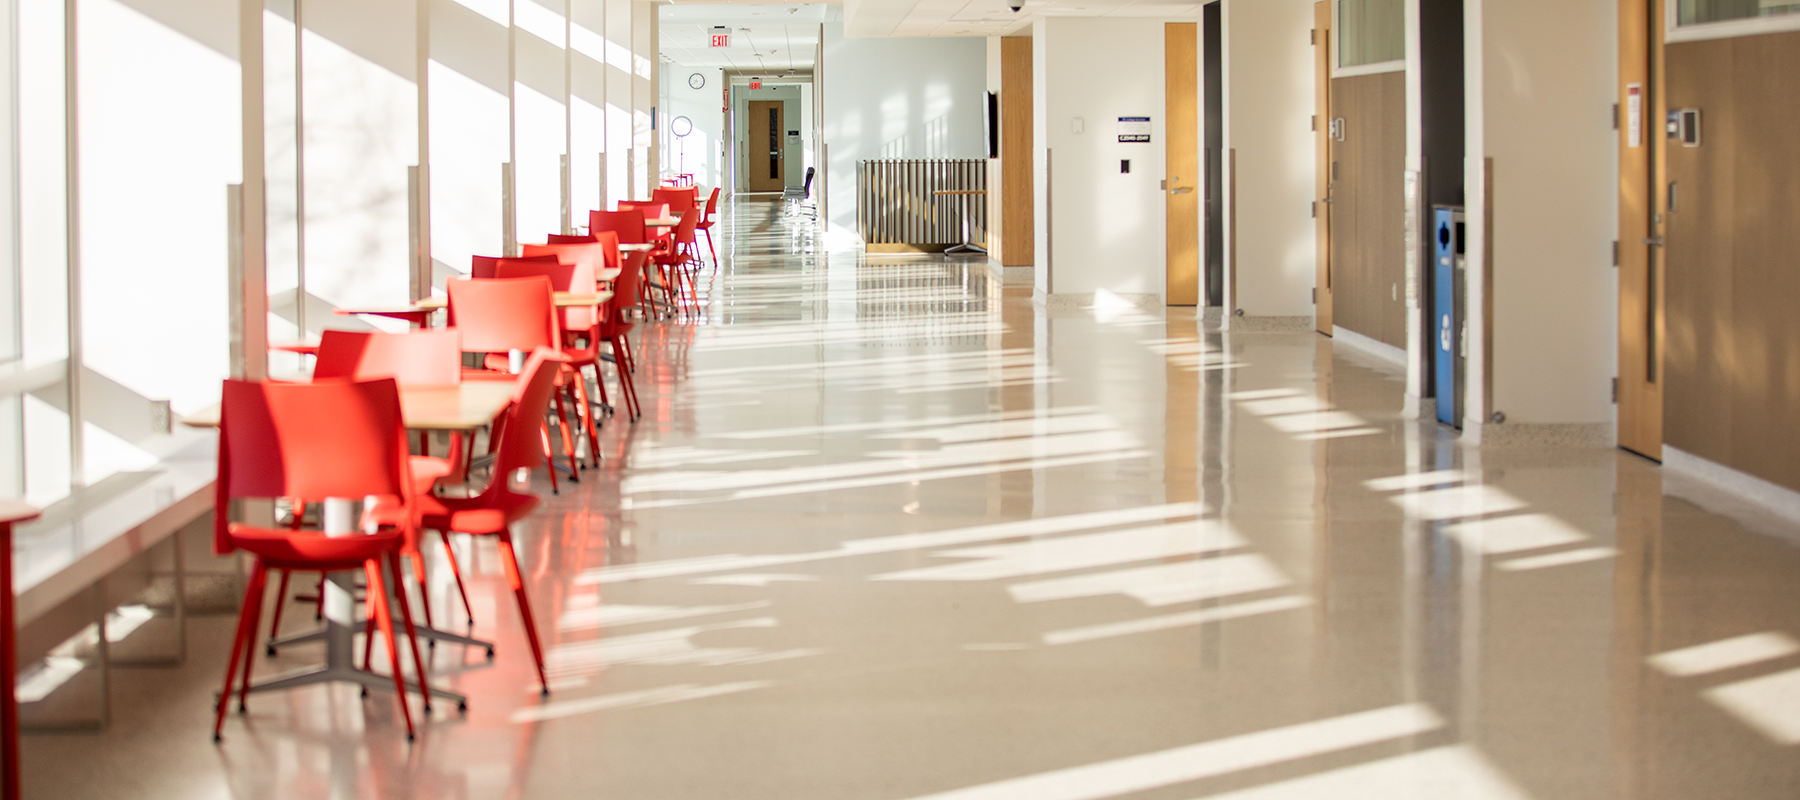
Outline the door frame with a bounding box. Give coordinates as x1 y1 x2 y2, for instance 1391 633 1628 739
1617 0 1664 459
1313 1 1334 335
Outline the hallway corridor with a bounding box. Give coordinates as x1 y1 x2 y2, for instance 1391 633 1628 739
25 198 1800 799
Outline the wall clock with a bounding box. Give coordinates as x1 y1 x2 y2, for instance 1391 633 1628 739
688 73 706 90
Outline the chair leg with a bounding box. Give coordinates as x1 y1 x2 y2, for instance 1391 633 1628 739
437 530 475 626
572 369 602 468
264 568 291 655
214 562 267 741
386 554 431 712
497 532 549 695
407 553 436 634
235 564 270 713
363 560 416 742
702 227 717 270
538 425 560 495
550 386 579 482
612 339 641 422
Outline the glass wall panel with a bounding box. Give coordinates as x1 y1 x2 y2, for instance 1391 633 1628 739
77 0 235 486
18 0 70 506
1339 0 1404 68
1680 0 1800 24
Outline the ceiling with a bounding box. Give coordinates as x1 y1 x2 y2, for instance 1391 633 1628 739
658 0 1204 67
845 0 1201 38
660 4 827 70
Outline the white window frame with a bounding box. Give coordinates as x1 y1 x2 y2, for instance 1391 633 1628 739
1667 1 1800 43
1332 0 1405 77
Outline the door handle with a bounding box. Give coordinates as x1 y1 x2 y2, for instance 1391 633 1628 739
1317 197 1334 204
1644 236 1664 247
1170 187 1193 195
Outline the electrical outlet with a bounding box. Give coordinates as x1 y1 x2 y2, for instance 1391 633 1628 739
150 400 171 434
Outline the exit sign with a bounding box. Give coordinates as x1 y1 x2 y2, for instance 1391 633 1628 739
710 33 728 47
750 79 762 89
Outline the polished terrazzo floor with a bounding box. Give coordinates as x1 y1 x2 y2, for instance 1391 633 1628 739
22 198 1800 798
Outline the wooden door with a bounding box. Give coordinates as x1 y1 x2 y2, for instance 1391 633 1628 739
1313 2 1333 334
1166 23 1200 306
1617 0 1663 459
747 100 785 192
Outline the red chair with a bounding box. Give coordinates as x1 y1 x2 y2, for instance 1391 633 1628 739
653 208 704 315
446 276 580 493
593 210 681 316
652 186 697 216
417 349 562 695
471 253 559 279
286 329 470 637
694 187 722 269
597 244 645 421
522 241 611 287
495 258 606 465
547 233 596 244
211 377 430 742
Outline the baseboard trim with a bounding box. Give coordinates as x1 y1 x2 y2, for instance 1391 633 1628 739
1331 325 1406 367
1231 315 1313 332
1664 446 1800 526
1473 421 1614 448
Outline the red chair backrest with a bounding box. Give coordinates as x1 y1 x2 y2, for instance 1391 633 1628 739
495 258 598 332
547 233 596 244
521 242 608 286
590 209 648 244
702 187 721 220
602 248 644 335
618 202 669 223
471 254 558 279
673 207 700 245
446 276 560 355
652 187 697 215
490 348 563 480
314 329 461 386
214 378 411 554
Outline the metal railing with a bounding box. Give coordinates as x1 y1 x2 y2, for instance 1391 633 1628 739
856 159 988 251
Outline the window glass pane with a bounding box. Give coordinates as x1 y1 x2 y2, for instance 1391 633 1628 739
1339 0 1404 68
1680 0 1800 24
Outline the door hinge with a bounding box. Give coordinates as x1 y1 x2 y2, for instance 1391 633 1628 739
1313 287 1318 304
1612 103 1619 131
1311 115 1317 132
1612 377 1619 404
1311 29 1316 45
1612 240 1619 266
1311 201 1316 219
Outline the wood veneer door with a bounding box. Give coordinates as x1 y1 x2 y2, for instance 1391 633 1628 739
1166 23 1200 306
1313 2 1333 334
1329 72 1407 348
1617 0 1663 460
747 100 785 193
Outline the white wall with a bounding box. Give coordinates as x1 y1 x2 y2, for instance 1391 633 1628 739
1033 17 1168 302
664 63 724 189
1467 0 1617 431
821 17 986 233
1225 0 1317 319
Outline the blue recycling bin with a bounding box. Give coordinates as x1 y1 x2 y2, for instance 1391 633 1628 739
1432 207 1465 428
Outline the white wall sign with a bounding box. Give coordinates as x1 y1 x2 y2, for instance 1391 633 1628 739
1117 116 1151 143
1626 84 1642 148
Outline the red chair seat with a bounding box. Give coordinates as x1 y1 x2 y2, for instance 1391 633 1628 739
417 492 540 534
226 523 405 573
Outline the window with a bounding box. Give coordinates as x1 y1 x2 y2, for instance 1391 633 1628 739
1338 0 1404 69
1679 0 1800 25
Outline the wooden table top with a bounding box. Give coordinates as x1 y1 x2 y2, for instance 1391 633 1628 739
181 382 515 431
